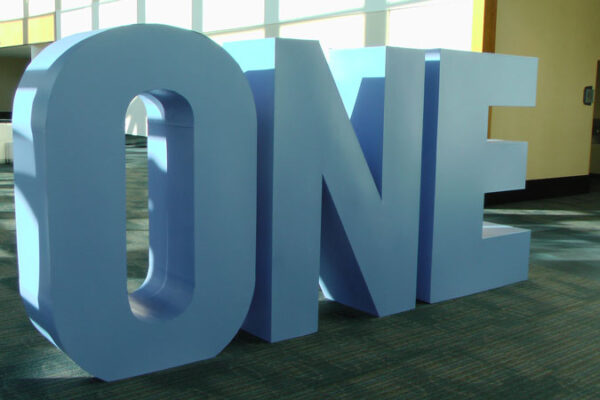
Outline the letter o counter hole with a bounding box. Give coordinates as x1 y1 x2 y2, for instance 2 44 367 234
125 96 149 295
125 91 195 322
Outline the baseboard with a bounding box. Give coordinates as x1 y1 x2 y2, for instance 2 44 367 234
485 175 591 206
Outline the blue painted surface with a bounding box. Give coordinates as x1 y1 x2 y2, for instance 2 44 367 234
225 40 425 342
12 24 540 381
13 25 257 381
417 49 537 303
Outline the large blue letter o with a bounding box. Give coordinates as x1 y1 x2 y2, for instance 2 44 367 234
13 25 257 381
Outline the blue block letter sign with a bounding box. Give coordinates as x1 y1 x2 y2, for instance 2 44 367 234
12 24 540 381
224 40 425 342
13 25 257 381
417 50 538 303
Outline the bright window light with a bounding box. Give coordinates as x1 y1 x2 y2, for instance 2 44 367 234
280 14 365 51
388 0 474 51
28 14 55 44
203 0 264 32
29 0 55 17
209 29 265 45
61 0 92 10
0 0 24 21
279 0 364 21
61 7 92 38
125 96 148 136
146 0 192 29
99 0 137 29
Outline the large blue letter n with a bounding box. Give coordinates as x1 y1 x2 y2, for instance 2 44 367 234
225 40 425 342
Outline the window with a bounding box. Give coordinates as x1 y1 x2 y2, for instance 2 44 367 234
388 0 474 51
203 0 264 32
61 7 92 38
279 0 364 21
280 14 365 50
61 0 93 10
209 29 265 45
0 0 24 21
99 0 137 29
146 0 192 29
29 0 55 17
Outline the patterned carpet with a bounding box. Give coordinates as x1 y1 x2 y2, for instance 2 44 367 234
0 146 599 399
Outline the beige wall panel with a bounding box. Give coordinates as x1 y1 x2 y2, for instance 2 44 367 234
492 0 600 179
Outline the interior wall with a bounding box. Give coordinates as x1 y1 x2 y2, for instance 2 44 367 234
0 57 29 112
491 0 600 180
592 61 600 174
594 62 600 120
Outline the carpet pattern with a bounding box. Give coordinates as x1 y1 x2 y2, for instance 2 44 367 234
0 147 599 399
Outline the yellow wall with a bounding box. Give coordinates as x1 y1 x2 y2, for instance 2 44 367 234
28 14 56 44
0 20 24 48
0 57 29 111
471 0 485 52
491 0 600 179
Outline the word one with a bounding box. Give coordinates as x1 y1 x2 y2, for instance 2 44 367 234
13 25 537 381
